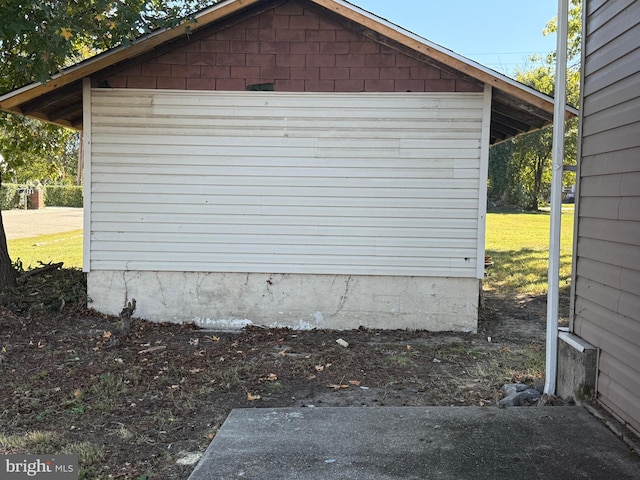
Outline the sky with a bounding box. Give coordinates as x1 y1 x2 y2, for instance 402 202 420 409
350 0 559 77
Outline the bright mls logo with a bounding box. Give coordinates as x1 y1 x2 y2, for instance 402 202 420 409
1 455 78 479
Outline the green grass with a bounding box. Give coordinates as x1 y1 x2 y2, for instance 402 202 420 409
485 209 574 296
5 209 573 298
7 229 83 270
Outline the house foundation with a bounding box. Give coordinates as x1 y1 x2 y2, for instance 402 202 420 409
88 271 479 332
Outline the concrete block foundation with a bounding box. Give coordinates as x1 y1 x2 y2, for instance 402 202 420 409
557 331 597 404
87 271 479 332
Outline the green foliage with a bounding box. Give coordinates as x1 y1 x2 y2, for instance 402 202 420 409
0 115 80 185
487 140 512 203
542 0 583 69
0 1 217 91
0 183 20 210
44 185 83 208
488 0 581 210
0 183 83 208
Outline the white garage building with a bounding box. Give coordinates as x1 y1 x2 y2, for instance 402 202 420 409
0 0 570 331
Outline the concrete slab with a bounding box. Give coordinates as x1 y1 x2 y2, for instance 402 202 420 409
2 207 83 240
189 406 640 480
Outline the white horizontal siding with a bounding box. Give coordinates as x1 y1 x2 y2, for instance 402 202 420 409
90 89 483 276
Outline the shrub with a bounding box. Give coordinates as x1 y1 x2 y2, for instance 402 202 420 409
44 185 83 208
0 184 83 209
0 183 22 210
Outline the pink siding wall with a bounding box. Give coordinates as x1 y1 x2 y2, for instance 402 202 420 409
104 2 482 93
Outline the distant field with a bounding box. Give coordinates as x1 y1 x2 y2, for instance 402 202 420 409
484 209 574 296
7 229 83 270
6 210 574 297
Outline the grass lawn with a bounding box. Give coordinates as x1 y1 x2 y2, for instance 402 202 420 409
484 208 574 297
5 209 574 299
8 229 83 270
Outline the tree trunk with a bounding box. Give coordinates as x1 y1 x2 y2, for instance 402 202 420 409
0 173 18 289
529 156 543 211
530 148 552 212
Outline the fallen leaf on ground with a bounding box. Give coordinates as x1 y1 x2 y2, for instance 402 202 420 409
138 345 167 355
247 392 261 401
327 384 350 390
348 380 361 386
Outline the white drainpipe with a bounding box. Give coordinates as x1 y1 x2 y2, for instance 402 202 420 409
545 0 569 395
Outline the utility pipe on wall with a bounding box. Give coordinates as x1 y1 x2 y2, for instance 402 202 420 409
545 0 569 395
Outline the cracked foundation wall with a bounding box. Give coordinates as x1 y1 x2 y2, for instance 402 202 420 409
87 271 479 332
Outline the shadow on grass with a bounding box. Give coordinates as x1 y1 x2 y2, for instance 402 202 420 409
484 248 572 321
485 248 572 295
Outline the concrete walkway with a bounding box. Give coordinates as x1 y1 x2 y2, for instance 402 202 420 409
2 207 83 240
189 406 640 479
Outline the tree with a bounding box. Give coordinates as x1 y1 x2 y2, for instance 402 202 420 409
0 0 216 288
488 0 581 211
0 117 79 184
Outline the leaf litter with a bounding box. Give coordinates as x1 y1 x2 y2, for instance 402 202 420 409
0 268 549 479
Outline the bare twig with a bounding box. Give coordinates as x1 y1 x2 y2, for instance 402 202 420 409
17 262 64 283
119 298 136 334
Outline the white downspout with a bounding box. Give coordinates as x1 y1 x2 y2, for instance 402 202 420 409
544 0 569 395
82 77 92 274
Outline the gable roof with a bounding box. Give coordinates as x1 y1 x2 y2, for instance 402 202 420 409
0 0 577 143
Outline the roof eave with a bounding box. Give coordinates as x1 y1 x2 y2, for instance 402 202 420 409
0 0 576 131
0 0 262 112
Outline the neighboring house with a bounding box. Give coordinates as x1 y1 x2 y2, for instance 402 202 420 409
560 0 640 437
0 0 572 331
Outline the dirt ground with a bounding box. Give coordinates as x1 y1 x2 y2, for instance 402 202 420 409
0 268 553 479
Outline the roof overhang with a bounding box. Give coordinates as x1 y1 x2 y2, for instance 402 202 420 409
0 0 577 142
